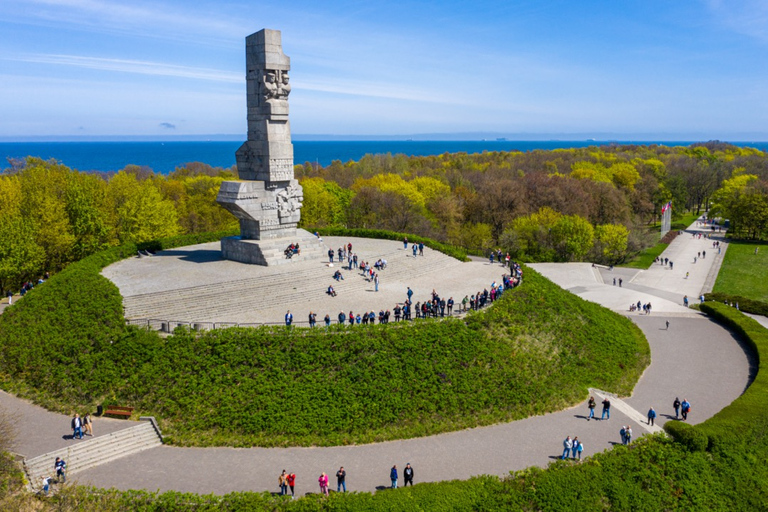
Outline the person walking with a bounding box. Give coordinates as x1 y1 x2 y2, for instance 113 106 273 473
681 398 691 421
336 466 346 493
390 465 398 488
403 463 414 487
683 295 689 307
619 278 623 287
601 398 611 420
83 413 92 436
418 242 424 256
403 236 408 249
647 407 657 426
673 397 681 419
562 436 573 459
587 396 596 421
287 472 296 498
412 244 417 257
71 413 83 439
55 457 66 483
666 320 670 330
328 248 334 263
278 470 288 496
318 472 329 496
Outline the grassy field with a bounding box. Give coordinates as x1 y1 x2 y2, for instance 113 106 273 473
713 241 768 302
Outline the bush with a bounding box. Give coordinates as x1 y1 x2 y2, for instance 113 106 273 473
703 292 768 316
663 420 708 452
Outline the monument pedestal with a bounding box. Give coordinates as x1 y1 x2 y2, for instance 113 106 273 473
221 229 326 266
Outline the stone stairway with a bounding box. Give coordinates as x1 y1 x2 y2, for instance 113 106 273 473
24 419 162 488
122 244 457 322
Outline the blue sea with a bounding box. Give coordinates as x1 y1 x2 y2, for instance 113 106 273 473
2 140 767 174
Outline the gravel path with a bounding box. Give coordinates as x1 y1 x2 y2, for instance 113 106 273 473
0 218 757 495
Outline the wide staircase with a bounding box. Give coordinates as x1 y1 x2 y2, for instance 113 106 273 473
24 419 162 488
122 242 459 323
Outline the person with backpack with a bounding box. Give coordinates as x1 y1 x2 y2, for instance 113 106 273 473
681 399 691 420
587 396 596 421
55 457 66 483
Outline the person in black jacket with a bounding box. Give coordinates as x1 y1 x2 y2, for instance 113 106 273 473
336 466 346 492
404 463 414 487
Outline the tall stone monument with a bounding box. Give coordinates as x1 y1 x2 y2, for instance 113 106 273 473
217 29 324 265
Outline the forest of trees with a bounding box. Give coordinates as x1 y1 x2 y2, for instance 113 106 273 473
2 141 766 293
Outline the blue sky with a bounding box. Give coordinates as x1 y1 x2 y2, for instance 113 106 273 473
1 0 766 139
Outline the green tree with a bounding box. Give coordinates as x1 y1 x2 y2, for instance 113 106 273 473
594 224 629 264
0 216 46 292
107 171 180 243
551 214 595 261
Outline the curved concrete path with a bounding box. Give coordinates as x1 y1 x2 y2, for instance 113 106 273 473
1 218 756 495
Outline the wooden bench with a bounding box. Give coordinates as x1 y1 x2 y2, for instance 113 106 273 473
103 405 133 418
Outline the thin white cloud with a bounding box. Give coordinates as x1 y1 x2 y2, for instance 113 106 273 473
1 0 248 46
706 0 768 43
7 54 242 83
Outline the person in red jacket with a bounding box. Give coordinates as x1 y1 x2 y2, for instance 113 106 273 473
286 472 296 498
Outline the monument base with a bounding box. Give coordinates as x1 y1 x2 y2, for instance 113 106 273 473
221 229 326 266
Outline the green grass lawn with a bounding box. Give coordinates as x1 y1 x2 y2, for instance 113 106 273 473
713 241 768 302
620 242 669 269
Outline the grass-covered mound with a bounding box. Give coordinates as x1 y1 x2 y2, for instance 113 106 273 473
0 232 648 447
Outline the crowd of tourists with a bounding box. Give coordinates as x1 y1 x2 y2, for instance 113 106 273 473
286 241 525 329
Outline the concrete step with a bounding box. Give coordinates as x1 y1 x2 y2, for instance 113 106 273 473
24 420 162 487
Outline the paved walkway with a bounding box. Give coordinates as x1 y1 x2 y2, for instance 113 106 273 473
0 218 757 495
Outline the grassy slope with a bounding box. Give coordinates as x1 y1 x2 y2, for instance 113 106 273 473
713 240 768 302
0 243 648 448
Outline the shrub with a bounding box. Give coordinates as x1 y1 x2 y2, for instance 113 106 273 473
703 292 768 316
663 420 708 452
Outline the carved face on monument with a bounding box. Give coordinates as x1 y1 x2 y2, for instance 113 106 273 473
263 72 278 100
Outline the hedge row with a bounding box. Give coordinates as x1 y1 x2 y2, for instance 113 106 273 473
703 292 768 316
314 227 470 261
